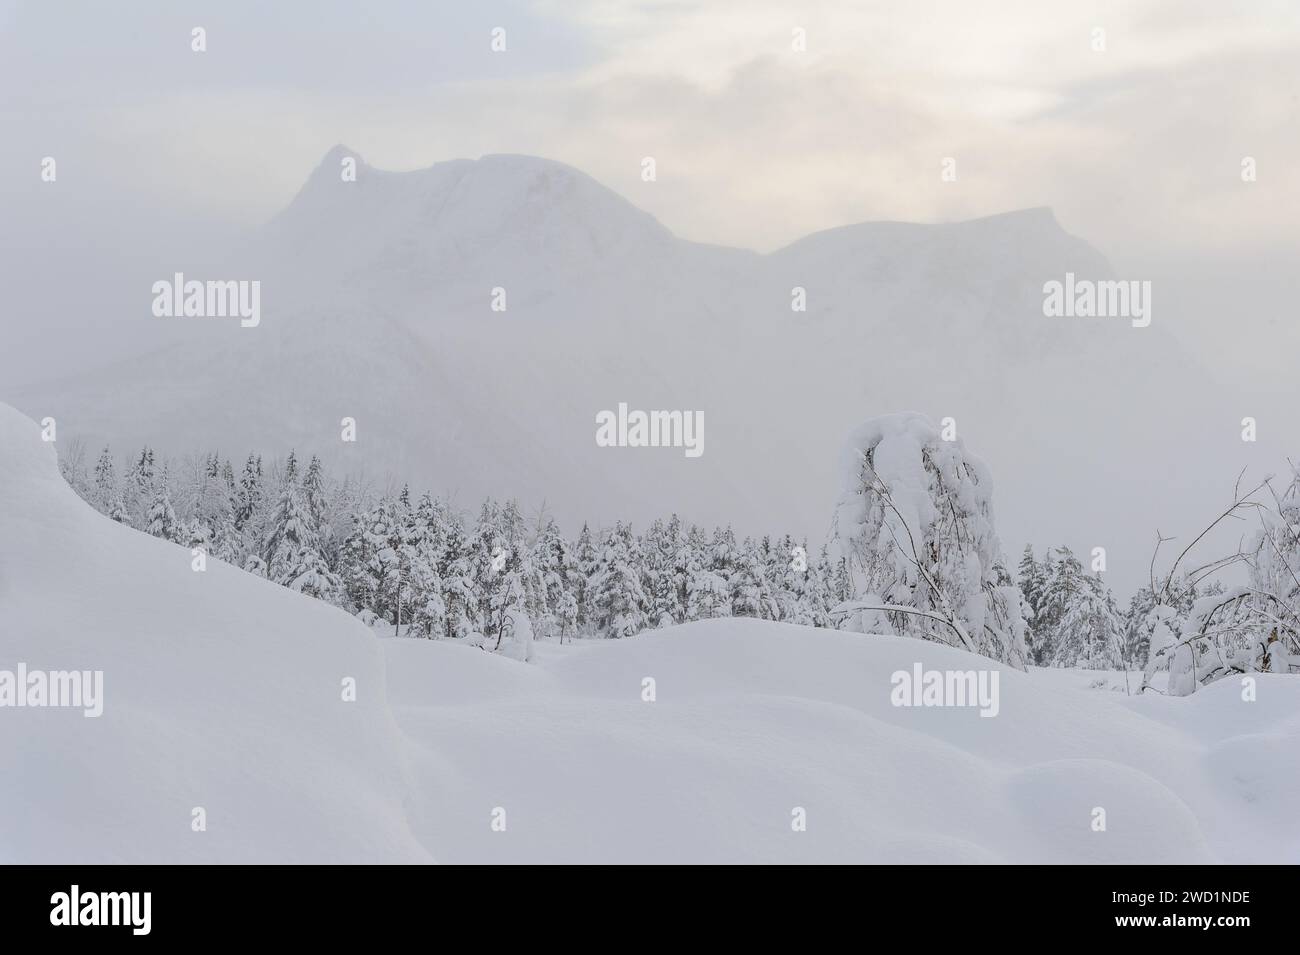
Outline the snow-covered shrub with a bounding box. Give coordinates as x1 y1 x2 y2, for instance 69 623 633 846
1245 468 1300 671
1137 468 1300 694
500 606 536 663
830 413 1027 668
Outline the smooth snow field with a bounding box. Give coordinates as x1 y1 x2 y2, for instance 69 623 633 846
2 403 1296 864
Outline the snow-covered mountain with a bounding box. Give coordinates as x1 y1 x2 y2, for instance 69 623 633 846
2 402 1295 863
10 148 1270 588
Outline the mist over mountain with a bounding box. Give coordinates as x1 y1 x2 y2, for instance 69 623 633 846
12 147 1284 594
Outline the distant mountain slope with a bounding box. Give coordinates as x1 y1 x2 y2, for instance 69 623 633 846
10 148 1254 590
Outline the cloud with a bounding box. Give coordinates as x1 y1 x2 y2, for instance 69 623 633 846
0 0 1296 261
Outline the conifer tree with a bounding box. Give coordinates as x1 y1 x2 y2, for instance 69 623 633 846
92 446 130 523
438 512 477 639
263 453 340 602
573 522 599 633
128 447 156 528
145 469 180 542
591 522 648 638
407 493 447 638
730 536 772 619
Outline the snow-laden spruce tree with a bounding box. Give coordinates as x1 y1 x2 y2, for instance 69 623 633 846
302 455 339 570
590 522 648 638
92 446 117 511
830 413 1027 668
774 535 821 626
128 447 156 528
233 453 262 533
346 495 404 628
470 500 517 646
816 544 850 620
89 447 131 525
678 525 721 622
573 523 599 632
406 493 448 638
263 452 341 603
730 537 774 619
1016 545 1051 661
145 468 182 543
1042 549 1126 669
640 518 682 628
528 517 570 638
189 453 239 564
438 513 477 639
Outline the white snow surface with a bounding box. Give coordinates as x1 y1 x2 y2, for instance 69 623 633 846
2 404 1297 864
0 403 427 863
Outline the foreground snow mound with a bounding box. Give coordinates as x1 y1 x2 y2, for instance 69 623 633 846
0 404 428 863
388 621 1298 864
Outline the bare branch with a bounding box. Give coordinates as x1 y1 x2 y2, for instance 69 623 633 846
1158 477 1270 604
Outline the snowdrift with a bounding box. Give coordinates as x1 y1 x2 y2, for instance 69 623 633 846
2 404 1297 863
0 403 428 863
387 625 1299 864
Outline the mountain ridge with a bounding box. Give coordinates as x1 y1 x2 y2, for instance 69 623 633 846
279 145 1088 261
8 147 1238 594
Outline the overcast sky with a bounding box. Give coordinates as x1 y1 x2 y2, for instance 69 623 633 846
1 0 1297 384
2 0 1297 255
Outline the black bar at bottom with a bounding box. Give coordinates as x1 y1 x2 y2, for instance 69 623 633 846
0 864 1287 941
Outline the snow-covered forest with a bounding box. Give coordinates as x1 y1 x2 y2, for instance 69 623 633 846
58 439 853 648
58 411 1299 696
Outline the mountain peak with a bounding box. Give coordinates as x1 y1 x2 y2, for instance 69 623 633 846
267 150 675 278
955 205 1061 233
322 143 362 164
310 144 367 182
